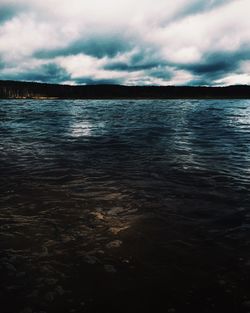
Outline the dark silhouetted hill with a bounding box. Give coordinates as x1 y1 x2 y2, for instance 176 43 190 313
1 80 250 99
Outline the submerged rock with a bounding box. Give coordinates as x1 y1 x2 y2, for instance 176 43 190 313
55 285 65 296
91 212 105 220
107 207 124 216
84 255 99 264
106 240 122 249
104 264 117 273
6 263 17 273
109 226 129 235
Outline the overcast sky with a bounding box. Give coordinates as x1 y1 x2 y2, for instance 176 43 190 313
0 0 249 86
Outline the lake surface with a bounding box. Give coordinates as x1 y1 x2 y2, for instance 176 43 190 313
0 99 250 313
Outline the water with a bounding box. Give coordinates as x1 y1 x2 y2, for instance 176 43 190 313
0 99 250 313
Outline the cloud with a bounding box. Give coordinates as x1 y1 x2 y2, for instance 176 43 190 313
0 5 18 23
0 0 249 85
177 47 250 85
0 62 70 84
215 73 250 86
35 35 132 59
168 0 234 22
0 2 26 24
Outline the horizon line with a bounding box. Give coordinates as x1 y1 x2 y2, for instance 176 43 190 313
1 79 250 88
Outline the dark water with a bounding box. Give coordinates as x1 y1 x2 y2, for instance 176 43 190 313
0 99 250 313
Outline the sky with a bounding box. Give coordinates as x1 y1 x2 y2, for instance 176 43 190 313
0 0 250 86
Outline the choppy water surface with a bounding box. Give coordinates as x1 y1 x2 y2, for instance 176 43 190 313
0 99 250 313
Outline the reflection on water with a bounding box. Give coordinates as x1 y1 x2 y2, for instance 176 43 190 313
0 99 250 313
70 121 106 137
71 121 93 137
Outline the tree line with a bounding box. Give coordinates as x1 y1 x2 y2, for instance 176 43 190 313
1 80 250 99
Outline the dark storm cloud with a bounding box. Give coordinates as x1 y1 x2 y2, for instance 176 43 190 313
104 62 160 72
185 79 212 86
2 63 70 84
73 77 122 85
35 35 132 59
178 47 250 84
104 47 166 72
0 5 17 23
148 68 173 80
104 61 173 81
0 59 5 70
159 0 234 27
0 3 25 24
183 55 235 76
176 0 232 19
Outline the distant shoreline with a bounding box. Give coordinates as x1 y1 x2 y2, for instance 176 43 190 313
2 95 250 100
1 80 250 99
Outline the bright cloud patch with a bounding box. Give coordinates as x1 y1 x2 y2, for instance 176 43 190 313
0 0 249 85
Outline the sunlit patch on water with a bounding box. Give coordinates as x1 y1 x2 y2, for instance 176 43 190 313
70 120 106 137
70 121 92 137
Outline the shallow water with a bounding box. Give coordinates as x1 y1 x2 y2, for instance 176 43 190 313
0 99 250 313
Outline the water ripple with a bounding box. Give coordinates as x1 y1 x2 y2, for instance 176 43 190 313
0 99 250 312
